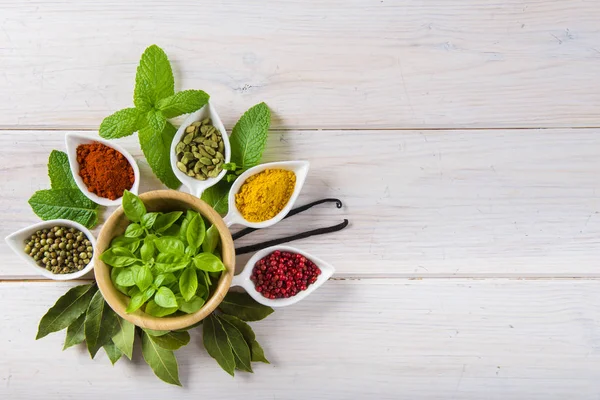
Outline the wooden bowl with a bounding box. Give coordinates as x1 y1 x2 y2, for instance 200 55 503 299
94 190 235 331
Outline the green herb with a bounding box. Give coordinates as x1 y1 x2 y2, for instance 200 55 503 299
219 314 269 364
103 340 123 365
141 332 181 386
217 315 253 372
111 318 135 360
203 314 236 376
99 45 209 189
147 330 190 351
62 312 87 350
219 292 274 321
201 180 230 214
48 150 77 189
84 290 121 358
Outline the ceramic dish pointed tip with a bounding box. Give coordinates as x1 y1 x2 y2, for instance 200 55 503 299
231 245 334 308
64 132 140 207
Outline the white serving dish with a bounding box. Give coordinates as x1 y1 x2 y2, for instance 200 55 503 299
65 132 140 207
170 102 231 197
222 160 310 229
5 219 97 280
231 245 335 308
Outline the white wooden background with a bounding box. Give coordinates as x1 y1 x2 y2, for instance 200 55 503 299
1 1 599 398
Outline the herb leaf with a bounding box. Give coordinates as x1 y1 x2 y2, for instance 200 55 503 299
201 180 230 215
139 122 180 189
145 300 178 317
154 287 178 308
155 237 185 256
148 331 190 350
193 253 225 272
99 248 138 268
202 225 220 254
111 317 135 360
203 314 236 376
99 108 140 139
28 188 99 228
63 312 87 350
48 150 77 190
186 214 205 251
141 212 159 229
122 190 146 222
141 332 181 386
134 45 175 111
157 90 210 119
179 267 198 302
126 287 155 313
219 314 269 363
36 283 97 340
103 340 123 365
134 265 154 291
154 211 183 233
229 102 270 171
125 223 144 238
147 109 166 133
219 292 274 322
178 295 205 314
217 315 253 372
84 291 121 358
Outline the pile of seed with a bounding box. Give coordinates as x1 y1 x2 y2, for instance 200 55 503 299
24 226 93 274
175 118 225 180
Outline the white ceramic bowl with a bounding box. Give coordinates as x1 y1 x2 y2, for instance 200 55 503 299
5 219 97 280
223 160 310 229
65 132 140 207
231 245 335 308
170 102 231 197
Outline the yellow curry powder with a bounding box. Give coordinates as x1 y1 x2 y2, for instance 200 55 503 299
235 169 296 222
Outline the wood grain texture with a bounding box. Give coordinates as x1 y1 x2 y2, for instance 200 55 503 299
1 0 600 129
2 129 599 278
1 280 599 399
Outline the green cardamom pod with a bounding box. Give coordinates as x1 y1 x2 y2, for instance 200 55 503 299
183 133 194 144
199 157 213 166
195 174 207 181
176 162 187 173
192 121 202 127
185 125 195 133
175 142 186 154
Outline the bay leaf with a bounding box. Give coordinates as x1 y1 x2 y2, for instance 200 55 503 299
219 292 274 321
103 340 123 365
111 317 135 360
217 315 252 372
63 313 86 350
141 332 181 386
84 290 121 358
202 314 235 376
219 314 269 364
36 283 97 340
148 330 190 350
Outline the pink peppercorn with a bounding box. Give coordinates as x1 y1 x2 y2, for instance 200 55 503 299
251 250 321 299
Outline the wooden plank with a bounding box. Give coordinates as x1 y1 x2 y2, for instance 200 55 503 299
1 279 599 399
1 1 600 129
2 129 600 278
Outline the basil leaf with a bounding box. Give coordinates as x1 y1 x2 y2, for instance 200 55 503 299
36 283 97 340
178 295 205 314
202 314 235 376
115 267 136 287
219 292 274 322
126 287 155 313
155 253 189 273
154 287 177 308
84 291 120 359
63 313 86 350
145 300 178 317
141 212 159 229
110 236 141 252
139 123 180 190
193 253 225 272
140 237 155 263
133 265 153 291
155 236 185 255
134 45 175 111
157 89 209 119
99 107 141 139
148 330 190 350
100 248 138 268
122 190 146 223
179 267 198 302
48 150 77 190
217 315 253 372
146 109 166 133
144 329 170 337
125 223 144 238
141 332 181 386
178 210 198 244
154 211 183 233
28 188 99 229
154 273 176 287
202 225 220 254
103 340 123 365
229 102 270 171
219 314 269 364
186 214 206 252
201 180 230 215
111 268 130 296
111 317 135 360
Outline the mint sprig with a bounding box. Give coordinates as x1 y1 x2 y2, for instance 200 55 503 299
99 45 210 189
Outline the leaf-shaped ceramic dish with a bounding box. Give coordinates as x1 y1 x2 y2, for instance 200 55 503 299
65 132 140 207
5 219 96 280
170 102 231 197
230 245 335 307
223 160 310 229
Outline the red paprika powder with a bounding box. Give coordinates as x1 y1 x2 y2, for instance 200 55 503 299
76 142 134 200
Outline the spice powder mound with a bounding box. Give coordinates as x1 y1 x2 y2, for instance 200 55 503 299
235 169 296 222
76 142 134 200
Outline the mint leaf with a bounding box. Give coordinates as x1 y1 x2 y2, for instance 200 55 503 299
146 109 166 133
99 108 140 139
134 45 174 110
229 102 270 171
139 122 180 189
201 180 231 215
28 188 99 228
48 150 77 190
157 90 210 119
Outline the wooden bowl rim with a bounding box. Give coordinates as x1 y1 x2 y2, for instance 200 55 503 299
94 190 235 331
